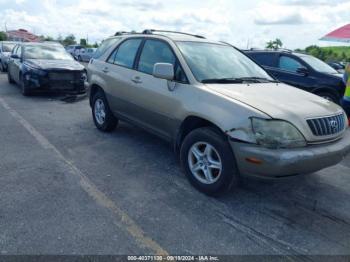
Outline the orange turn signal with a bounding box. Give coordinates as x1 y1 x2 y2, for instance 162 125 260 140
245 157 263 165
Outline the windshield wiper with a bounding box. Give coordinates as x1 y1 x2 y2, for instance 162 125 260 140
201 77 279 84
236 77 279 83
201 78 245 84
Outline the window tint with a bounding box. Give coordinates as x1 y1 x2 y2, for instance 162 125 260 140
94 38 119 59
138 40 176 75
249 53 275 67
278 56 303 72
111 39 142 69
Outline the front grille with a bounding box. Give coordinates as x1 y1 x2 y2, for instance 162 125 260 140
307 113 345 137
49 72 79 81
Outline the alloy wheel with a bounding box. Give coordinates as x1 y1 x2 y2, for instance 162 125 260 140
94 98 106 125
188 141 222 185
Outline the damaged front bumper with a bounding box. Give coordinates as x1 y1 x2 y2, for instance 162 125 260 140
24 72 87 95
230 129 350 178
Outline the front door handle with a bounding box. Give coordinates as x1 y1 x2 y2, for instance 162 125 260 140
102 67 109 73
131 76 142 84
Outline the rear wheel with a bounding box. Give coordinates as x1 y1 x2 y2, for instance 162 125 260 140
180 127 239 196
92 91 118 132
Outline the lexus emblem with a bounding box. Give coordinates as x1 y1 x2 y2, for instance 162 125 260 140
329 120 338 131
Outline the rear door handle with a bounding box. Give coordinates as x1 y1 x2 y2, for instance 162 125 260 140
131 76 142 84
102 67 109 73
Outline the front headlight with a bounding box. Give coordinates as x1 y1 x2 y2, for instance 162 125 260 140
25 65 46 76
251 117 306 148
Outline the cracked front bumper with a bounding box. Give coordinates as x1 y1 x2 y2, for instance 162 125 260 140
230 129 350 178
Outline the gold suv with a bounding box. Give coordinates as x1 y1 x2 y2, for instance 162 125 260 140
86 30 350 196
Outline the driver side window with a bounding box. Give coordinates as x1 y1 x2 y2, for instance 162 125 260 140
278 56 303 72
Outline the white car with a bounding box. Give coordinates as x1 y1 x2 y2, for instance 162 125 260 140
0 41 17 72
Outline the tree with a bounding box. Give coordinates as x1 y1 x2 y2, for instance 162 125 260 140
80 38 87 47
0 31 7 41
266 38 283 50
62 34 76 46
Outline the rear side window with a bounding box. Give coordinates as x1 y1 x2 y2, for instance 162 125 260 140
137 40 176 75
249 53 275 67
278 56 303 72
93 38 119 59
108 39 142 69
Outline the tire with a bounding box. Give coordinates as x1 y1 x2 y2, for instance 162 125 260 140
180 127 239 196
316 91 339 104
20 75 31 96
92 90 118 132
78 56 82 62
0 61 4 72
7 71 15 84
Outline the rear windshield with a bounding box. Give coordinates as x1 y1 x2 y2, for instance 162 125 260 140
24 45 73 60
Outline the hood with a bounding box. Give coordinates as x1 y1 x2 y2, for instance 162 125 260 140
2 52 11 57
25 59 85 71
206 83 343 120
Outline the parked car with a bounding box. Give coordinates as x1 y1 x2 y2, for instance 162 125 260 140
0 41 18 72
7 42 87 96
328 61 345 74
245 49 345 104
86 30 350 196
66 44 82 58
77 48 96 62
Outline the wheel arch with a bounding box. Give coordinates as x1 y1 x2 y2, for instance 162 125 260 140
312 87 340 99
89 84 104 107
174 115 227 154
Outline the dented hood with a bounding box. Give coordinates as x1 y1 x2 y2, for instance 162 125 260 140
25 59 84 71
206 82 342 120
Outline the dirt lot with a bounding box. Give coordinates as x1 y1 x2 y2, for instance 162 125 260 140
1 72 350 256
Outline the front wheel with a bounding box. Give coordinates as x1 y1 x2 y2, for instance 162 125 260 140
180 127 239 196
0 61 4 72
7 71 15 84
20 75 31 96
92 91 118 132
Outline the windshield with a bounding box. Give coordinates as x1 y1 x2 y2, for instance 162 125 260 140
176 42 273 83
24 45 74 60
299 55 338 74
3 43 16 52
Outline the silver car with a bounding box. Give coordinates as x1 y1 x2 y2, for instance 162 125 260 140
0 41 17 72
86 30 350 196
77 48 96 62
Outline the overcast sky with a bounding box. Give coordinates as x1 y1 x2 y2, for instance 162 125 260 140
0 0 349 49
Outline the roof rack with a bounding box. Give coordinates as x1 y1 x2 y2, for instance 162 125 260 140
142 29 206 39
114 31 139 36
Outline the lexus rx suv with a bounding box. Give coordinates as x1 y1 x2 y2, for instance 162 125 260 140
245 49 345 104
86 30 350 196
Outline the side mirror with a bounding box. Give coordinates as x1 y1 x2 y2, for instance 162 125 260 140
296 67 309 76
11 54 20 59
153 63 174 81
